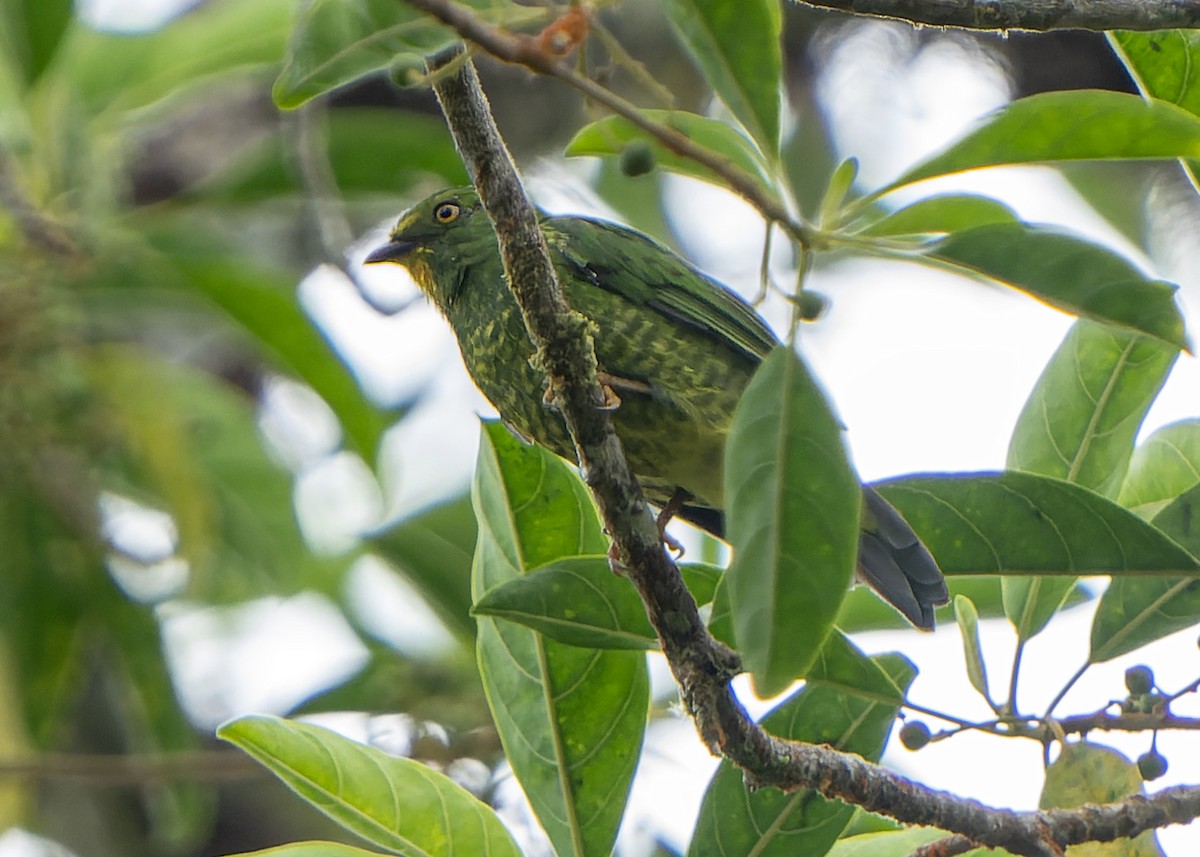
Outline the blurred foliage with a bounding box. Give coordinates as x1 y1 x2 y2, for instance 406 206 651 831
0 1 1198 856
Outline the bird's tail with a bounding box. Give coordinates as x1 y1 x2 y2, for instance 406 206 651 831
856 487 949 630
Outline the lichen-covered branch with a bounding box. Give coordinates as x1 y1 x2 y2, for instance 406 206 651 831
795 0 1200 32
419 40 1200 857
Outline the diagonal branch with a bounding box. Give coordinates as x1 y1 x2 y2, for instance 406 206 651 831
420 38 1200 857
406 0 809 247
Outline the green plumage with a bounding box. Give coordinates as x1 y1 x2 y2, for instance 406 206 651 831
367 187 947 628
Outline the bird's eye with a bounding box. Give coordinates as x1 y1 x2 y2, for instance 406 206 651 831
434 202 461 224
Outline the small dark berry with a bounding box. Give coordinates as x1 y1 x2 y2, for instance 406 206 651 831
1137 750 1168 781
1125 665 1154 696
899 721 931 751
797 290 829 322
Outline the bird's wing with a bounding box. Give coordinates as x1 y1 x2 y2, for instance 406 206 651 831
544 216 778 362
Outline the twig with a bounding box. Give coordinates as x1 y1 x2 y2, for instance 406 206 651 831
405 0 812 248
420 41 1200 857
0 147 78 258
286 104 420 315
795 0 1200 32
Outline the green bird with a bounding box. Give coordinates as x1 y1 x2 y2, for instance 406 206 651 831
366 186 948 628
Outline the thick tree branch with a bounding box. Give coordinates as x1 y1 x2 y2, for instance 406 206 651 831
795 0 1200 32
420 40 1200 857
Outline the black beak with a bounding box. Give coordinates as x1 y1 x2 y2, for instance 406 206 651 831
364 239 416 265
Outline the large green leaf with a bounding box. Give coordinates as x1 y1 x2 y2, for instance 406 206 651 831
875 472 1200 577
369 494 477 644
472 555 721 650
827 829 950 857
1119 419 1200 519
0 484 104 747
1008 320 1177 497
1090 482 1200 663
929 224 1187 350
91 348 340 601
200 109 467 201
218 715 523 857
1004 319 1177 638
860 193 1019 238
1109 31 1200 186
471 422 646 857
3 0 73 85
90 227 391 464
688 634 914 857
565 110 777 200
662 0 782 154
153 237 393 464
725 347 860 696
833 576 1093 633
229 845 391 857
1040 743 1164 856
881 90 1200 195
58 0 292 117
273 0 542 108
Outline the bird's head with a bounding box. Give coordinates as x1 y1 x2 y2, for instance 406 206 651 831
365 186 488 307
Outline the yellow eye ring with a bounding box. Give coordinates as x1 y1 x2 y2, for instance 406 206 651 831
434 202 461 223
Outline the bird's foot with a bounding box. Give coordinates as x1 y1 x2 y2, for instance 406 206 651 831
655 488 691 558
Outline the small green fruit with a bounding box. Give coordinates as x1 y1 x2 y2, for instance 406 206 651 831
899 721 931 751
1137 750 1168 781
619 142 656 177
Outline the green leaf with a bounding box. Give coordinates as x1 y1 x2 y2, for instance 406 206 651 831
929 223 1187 350
1040 743 1164 856
1090 483 1200 663
473 555 721 650
860 193 1019 238
5 0 73 85
688 634 914 857
59 0 292 117
819 157 859 227
218 715 523 857
91 347 339 601
565 111 777 201
882 90 1200 195
369 493 478 644
201 109 467 201
875 472 1200 576
471 422 646 857
828 829 948 857
106 594 213 848
227 844 391 857
953 595 991 704
836 576 1093 633
97 225 388 460
1110 31 1200 186
1008 320 1177 497
273 0 542 108
725 347 860 696
1111 33 1200 119
1119 419 1200 519
662 0 782 154
135 230 393 463
1004 319 1176 639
